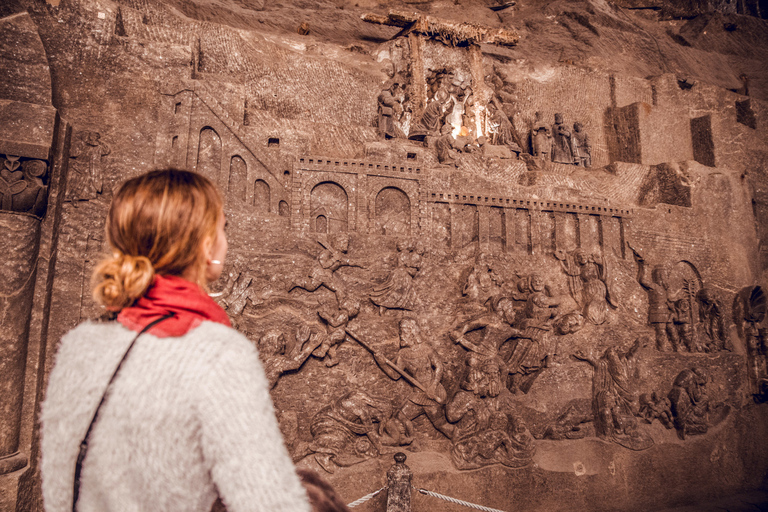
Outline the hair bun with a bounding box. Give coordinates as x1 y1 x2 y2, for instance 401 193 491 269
92 253 155 311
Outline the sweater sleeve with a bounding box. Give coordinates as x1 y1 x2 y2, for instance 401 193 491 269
194 325 311 512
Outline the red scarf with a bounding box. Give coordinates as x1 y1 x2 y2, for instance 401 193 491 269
118 274 231 337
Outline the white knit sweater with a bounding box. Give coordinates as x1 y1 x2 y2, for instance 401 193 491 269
41 320 311 512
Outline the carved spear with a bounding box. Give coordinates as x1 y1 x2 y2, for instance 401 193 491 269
345 329 443 404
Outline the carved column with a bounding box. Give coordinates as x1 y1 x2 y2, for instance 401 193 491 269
0 12 64 511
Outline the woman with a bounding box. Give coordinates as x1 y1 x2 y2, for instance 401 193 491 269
41 170 312 512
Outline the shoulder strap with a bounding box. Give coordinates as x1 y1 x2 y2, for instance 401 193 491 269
72 313 173 512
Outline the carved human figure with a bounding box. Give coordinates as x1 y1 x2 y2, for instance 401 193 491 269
290 234 357 303
672 297 696 351
370 240 423 314
488 104 522 156
408 89 449 141
571 122 591 167
257 326 323 389
377 81 404 139
531 111 551 160
435 123 459 167
555 249 617 325
573 339 654 450
639 392 674 429
314 296 360 367
374 319 455 442
451 295 522 361
446 355 535 469
66 131 110 204
298 391 402 473
506 274 562 394
668 367 711 440
550 113 574 164
462 252 502 305
632 248 683 351
218 270 262 317
697 288 729 351
733 286 767 393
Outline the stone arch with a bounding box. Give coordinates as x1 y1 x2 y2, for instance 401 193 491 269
229 155 247 202
197 127 221 186
254 179 270 212
311 181 348 233
374 186 411 236
279 200 289 217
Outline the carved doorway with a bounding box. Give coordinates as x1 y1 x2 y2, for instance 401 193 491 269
311 181 348 233
374 186 410 236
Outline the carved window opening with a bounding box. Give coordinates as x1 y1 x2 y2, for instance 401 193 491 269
279 200 289 217
171 136 178 148
407 152 417 160
374 186 410 236
315 214 328 233
254 179 270 212
736 99 757 129
268 137 280 147
691 115 715 167
284 170 290 176
311 181 348 233
229 156 247 202
174 101 182 114
197 127 222 186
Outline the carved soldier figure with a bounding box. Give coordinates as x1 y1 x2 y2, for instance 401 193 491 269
551 113 574 164
290 234 356 303
257 326 323 389
506 274 562 394
571 122 591 167
446 355 535 470
632 248 682 351
377 80 404 139
531 111 551 160
451 295 522 362
555 248 617 325
573 339 654 450
298 390 401 473
374 319 455 442
370 239 423 314
314 296 360 367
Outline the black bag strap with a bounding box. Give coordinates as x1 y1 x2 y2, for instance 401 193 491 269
72 313 173 512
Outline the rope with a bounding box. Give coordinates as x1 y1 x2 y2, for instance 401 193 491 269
347 486 386 508
417 488 507 512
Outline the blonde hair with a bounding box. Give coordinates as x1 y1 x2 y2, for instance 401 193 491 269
92 169 223 310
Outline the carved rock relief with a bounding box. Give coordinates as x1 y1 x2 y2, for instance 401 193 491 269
151 43 756 477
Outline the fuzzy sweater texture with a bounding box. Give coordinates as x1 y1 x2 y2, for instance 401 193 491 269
41 320 311 512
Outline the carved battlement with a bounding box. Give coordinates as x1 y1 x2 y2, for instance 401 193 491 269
428 192 632 218
297 156 425 178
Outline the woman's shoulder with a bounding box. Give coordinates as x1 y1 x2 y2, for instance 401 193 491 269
184 321 261 364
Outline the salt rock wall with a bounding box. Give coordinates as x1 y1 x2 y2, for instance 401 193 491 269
2 0 768 511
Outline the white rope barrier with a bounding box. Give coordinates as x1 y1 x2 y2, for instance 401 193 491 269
417 488 507 512
347 486 386 508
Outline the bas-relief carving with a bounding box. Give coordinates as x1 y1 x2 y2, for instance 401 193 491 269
65 131 109 205
0 154 48 217
146 48 756 479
